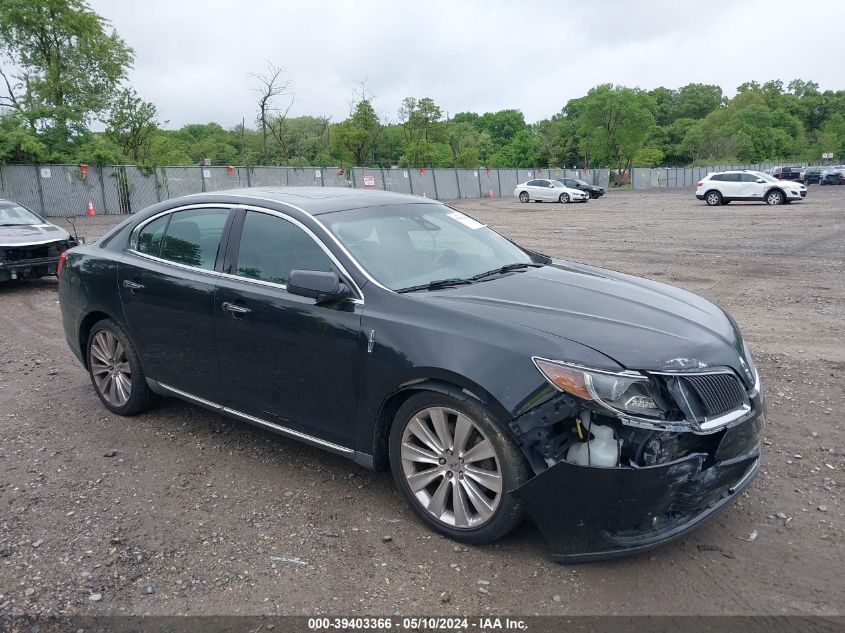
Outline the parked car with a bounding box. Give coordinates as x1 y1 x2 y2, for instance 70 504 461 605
514 179 588 203
696 170 807 205
0 199 77 283
803 166 827 185
554 177 605 199
770 166 804 182
58 187 764 562
819 169 843 185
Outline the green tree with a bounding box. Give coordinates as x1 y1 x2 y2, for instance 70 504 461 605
398 97 449 166
0 112 47 162
332 99 381 166
0 0 134 155
105 88 158 163
491 129 538 167
576 84 656 170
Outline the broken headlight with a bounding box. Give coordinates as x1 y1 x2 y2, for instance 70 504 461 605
533 357 663 419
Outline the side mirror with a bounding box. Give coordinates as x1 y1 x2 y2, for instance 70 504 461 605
756 178 765 183
288 270 353 303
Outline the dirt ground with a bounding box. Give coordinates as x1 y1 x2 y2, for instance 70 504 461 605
0 188 842 617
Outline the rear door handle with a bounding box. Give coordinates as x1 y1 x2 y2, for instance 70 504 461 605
122 279 145 293
222 301 251 315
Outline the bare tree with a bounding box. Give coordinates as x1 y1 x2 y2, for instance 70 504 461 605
249 61 293 163
266 92 296 163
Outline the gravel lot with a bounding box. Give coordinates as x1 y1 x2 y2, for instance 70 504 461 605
0 188 842 617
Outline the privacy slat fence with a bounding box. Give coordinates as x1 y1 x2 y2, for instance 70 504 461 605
0 162 805 217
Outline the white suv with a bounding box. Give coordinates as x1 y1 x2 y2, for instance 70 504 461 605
696 170 807 206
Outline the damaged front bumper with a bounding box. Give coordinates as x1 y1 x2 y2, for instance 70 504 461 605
513 446 760 562
510 386 765 562
0 240 73 281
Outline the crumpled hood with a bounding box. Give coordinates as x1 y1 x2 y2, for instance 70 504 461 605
0 223 70 247
419 260 746 375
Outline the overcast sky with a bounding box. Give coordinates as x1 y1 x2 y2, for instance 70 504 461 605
88 0 845 129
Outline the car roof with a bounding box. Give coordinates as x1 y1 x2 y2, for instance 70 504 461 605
173 186 440 216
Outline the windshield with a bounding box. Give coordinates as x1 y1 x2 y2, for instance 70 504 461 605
323 203 535 291
0 203 43 226
753 172 779 183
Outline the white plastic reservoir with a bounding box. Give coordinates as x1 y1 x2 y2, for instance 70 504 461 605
566 421 619 467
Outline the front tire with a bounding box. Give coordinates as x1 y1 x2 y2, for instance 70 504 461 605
705 190 722 206
559 193 570 203
389 391 530 544
87 319 156 416
518 191 529 203
765 189 785 205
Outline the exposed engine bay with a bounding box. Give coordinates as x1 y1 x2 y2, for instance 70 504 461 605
509 390 732 473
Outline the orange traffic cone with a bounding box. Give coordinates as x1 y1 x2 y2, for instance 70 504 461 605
87 200 96 216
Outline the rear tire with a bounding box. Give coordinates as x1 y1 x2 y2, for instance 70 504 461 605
559 193 570 203
518 191 529 203
705 190 722 206
389 390 531 545
87 319 156 416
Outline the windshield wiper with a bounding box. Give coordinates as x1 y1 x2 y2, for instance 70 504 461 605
471 262 544 281
396 278 474 293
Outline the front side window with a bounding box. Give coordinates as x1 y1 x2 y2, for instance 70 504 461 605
740 173 760 182
324 203 533 291
235 211 333 285
159 208 229 270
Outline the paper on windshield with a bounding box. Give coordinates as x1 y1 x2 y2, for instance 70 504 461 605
446 211 485 230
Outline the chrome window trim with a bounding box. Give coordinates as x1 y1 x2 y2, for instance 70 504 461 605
215 193 396 292
126 249 223 279
157 382 353 457
128 203 238 252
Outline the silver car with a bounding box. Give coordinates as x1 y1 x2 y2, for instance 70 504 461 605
514 179 589 203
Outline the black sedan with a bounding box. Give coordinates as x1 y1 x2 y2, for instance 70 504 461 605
58 187 764 561
0 199 76 282
554 177 605 198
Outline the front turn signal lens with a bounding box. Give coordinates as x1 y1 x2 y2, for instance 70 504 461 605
533 358 592 400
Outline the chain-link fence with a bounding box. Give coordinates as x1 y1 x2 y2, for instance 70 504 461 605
629 162 808 189
1 162 807 217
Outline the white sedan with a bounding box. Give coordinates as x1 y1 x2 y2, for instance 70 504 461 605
514 178 589 203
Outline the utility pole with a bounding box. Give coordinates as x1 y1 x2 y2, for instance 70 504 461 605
240 117 246 166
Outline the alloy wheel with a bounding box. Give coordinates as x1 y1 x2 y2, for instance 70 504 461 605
400 407 503 529
89 330 132 407
519 192 529 203
766 191 784 205
706 192 721 205
560 193 569 203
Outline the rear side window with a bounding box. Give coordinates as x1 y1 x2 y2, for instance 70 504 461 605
159 208 230 270
235 211 333 286
136 215 169 256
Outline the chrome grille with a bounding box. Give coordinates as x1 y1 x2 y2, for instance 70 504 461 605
682 372 746 417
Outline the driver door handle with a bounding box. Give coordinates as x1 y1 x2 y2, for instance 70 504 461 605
122 279 145 293
222 301 251 315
